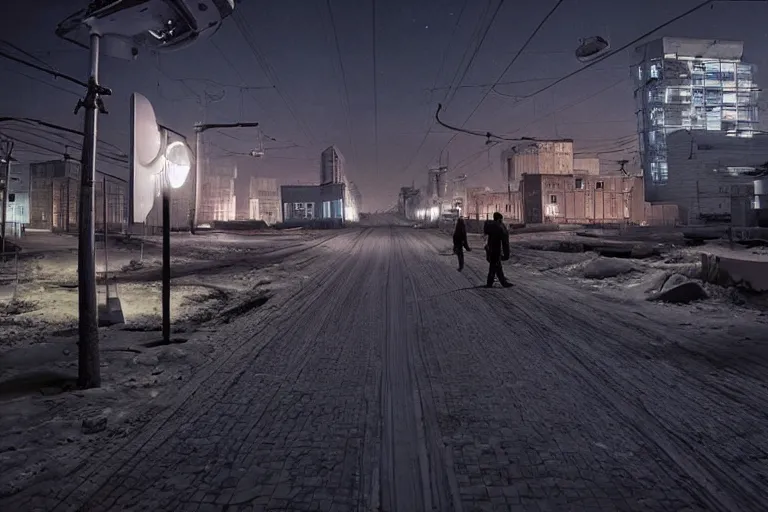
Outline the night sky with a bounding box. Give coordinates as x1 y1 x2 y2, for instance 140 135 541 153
1 0 766 211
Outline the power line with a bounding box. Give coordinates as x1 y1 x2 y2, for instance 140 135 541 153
435 0 565 169
505 77 629 137
462 0 567 127
231 10 315 144
497 0 717 103
372 0 379 174
428 65 626 91
398 0 501 180
0 39 59 72
326 0 358 165
0 48 87 88
397 0 470 177
1 68 81 97
442 0 500 108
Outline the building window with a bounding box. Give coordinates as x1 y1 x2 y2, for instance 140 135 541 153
725 167 756 176
504 204 511 212
575 178 584 190
549 195 557 204
595 181 604 190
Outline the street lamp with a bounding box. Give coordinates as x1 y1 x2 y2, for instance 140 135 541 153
56 1 236 388
130 92 192 344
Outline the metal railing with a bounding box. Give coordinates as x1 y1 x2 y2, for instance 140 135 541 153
0 249 19 301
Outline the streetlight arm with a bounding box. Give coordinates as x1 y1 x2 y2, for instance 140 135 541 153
195 122 259 133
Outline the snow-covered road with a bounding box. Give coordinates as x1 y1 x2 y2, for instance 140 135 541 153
5 227 768 511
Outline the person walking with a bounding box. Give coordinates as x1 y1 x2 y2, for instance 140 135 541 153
483 212 512 288
452 217 471 271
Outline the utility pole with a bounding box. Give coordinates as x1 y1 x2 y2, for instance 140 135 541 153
74 33 111 389
1 139 13 259
189 122 259 234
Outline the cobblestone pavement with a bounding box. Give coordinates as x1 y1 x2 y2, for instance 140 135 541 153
5 227 768 511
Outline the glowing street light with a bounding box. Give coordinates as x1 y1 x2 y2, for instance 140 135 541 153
56 0 237 389
165 141 192 189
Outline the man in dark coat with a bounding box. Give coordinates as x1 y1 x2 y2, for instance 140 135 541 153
483 212 512 288
452 217 471 271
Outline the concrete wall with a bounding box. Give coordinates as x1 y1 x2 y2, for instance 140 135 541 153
280 183 346 225
573 157 600 175
465 188 523 222
528 174 641 224
247 177 281 224
653 130 768 224
507 140 574 191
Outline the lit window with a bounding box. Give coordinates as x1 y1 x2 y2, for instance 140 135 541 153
596 181 604 190
650 64 659 78
725 167 756 176
550 195 557 204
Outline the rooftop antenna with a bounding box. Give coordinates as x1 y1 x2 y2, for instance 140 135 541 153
617 159 629 176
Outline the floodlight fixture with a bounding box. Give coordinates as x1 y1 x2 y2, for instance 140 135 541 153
575 36 611 63
165 140 191 188
56 0 236 60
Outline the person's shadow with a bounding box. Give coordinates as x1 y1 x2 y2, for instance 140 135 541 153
420 285 488 300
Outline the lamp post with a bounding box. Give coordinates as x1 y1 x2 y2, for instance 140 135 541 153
189 122 260 234
162 140 192 343
1 140 14 259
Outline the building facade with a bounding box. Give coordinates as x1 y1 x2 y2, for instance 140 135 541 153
464 175 678 226
27 159 130 233
280 183 349 227
348 181 362 215
655 130 768 224
633 37 759 197
247 177 281 225
1 162 30 236
320 146 345 185
200 163 237 223
502 140 574 191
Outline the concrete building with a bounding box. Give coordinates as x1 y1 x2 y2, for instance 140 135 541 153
321 146 345 185
27 159 131 233
502 140 574 191
656 130 768 224
1 162 30 237
464 174 678 226
348 181 362 215
399 186 421 220
633 37 759 196
280 183 348 227
451 174 468 212
573 157 600 175
200 164 237 223
246 177 281 225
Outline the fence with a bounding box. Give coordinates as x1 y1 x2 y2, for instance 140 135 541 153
30 174 129 234
0 250 19 301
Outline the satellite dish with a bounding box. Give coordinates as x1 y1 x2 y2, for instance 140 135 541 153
129 92 166 223
56 0 236 60
575 36 610 63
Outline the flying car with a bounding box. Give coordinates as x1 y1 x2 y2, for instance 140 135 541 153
56 0 235 59
575 36 610 63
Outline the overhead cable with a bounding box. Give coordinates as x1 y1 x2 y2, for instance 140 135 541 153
435 103 534 142
0 48 87 88
436 0 566 161
397 0 470 176
326 0 358 164
497 0 717 102
371 0 379 173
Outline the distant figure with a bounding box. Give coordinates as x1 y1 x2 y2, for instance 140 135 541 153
452 217 471 271
483 212 512 288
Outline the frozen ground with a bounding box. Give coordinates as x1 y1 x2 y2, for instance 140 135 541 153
1 226 767 511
